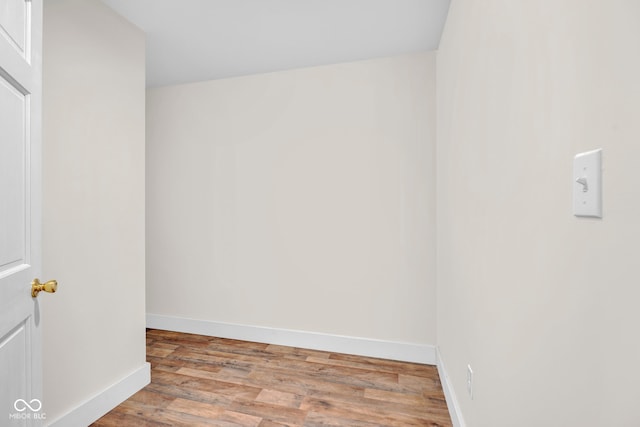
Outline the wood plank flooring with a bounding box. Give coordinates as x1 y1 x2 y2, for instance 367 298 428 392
92 329 452 427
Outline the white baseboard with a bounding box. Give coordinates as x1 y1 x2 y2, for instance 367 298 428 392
436 347 466 427
47 362 150 427
146 313 436 365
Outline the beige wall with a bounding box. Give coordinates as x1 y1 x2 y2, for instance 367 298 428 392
437 1 640 426
146 52 437 345
42 0 147 422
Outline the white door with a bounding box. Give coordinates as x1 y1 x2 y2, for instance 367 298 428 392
0 0 46 425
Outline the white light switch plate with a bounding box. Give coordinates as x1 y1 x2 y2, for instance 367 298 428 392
573 149 602 218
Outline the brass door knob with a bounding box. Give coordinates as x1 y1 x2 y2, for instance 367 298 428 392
31 279 58 298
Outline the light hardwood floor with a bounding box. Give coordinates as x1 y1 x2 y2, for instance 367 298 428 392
92 329 452 426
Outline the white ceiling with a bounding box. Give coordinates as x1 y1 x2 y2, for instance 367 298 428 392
101 0 450 88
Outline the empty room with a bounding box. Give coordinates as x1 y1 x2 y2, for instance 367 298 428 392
1 0 639 426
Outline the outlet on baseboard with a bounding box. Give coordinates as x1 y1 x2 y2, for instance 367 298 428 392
467 364 473 399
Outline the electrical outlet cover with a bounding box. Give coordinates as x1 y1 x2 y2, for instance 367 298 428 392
467 364 473 399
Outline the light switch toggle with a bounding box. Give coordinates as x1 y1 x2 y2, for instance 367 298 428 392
575 176 588 192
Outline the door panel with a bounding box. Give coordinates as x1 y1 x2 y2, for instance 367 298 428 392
0 0 42 425
0 73 27 274
0 0 29 57
0 322 29 424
